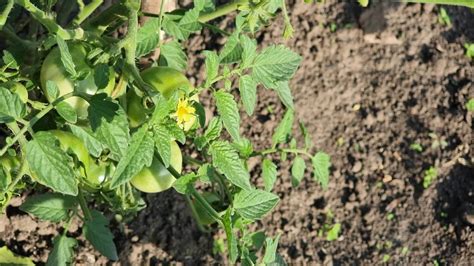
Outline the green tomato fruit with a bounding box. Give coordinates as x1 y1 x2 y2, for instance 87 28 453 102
130 141 182 193
50 130 92 179
141 66 192 98
40 43 115 119
128 67 198 130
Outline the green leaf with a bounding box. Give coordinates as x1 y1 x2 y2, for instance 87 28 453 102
466 98 474 112
299 122 312 149
234 189 279 220
173 173 198 194
291 156 305 187
223 209 239 263
262 159 277 192
215 91 241 142
94 64 110 90
46 235 77 266
204 117 222 142
219 33 242 64
2 50 18 68
88 94 130 161
20 193 77 222
165 122 186 144
240 35 257 68
239 75 258 116
423 166 438 188
312 152 331 189
251 45 301 89
110 125 154 188
326 223 341 241
273 81 294 110
0 246 34 265
263 234 281 264
55 36 77 78
56 101 77 124
209 141 251 191
204 50 219 87
272 109 294 148
136 18 160 57
232 138 254 159
46 80 59 100
84 210 118 260
153 125 171 168
26 132 78 195
162 16 186 40
0 87 26 123
160 41 187 71
179 7 202 36
69 125 105 158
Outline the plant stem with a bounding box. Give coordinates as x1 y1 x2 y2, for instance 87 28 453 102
73 0 104 25
84 2 129 34
0 0 14 29
121 0 154 96
14 0 104 43
198 0 245 23
183 155 204 166
253 148 312 158
6 160 27 192
0 92 74 157
78 188 93 221
166 165 223 222
185 195 210 232
190 187 222 222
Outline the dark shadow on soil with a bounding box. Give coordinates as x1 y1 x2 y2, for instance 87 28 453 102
434 164 474 230
115 190 216 265
441 6 474 43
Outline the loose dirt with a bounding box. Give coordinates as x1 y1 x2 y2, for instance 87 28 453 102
1 1 473 265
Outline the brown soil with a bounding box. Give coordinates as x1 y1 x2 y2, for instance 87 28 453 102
1 1 473 265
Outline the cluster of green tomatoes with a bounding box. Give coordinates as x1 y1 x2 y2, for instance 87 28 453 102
2 43 198 198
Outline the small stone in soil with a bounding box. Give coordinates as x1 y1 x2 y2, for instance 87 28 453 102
352 161 363 173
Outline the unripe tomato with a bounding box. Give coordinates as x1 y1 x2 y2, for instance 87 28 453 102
128 67 198 130
2 82 28 103
130 140 182 193
140 66 191 98
40 43 115 119
50 130 92 181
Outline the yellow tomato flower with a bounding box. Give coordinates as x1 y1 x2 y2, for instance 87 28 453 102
174 98 196 127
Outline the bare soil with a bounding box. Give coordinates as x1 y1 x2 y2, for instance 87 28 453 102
1 1 473 265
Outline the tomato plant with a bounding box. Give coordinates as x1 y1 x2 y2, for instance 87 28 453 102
40 43 116 119
130 140 182 193
0 0 471 264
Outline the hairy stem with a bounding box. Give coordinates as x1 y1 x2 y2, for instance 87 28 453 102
0 92 75 157
0 0 14 29
14 0 104 43
74 0 104 25
185 195 210 232
6 160 27 192
78 188 93 221
253 148 312 158
167 165 223 222
198 0 245 23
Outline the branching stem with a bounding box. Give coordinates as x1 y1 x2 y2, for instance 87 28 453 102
0 92 75 157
